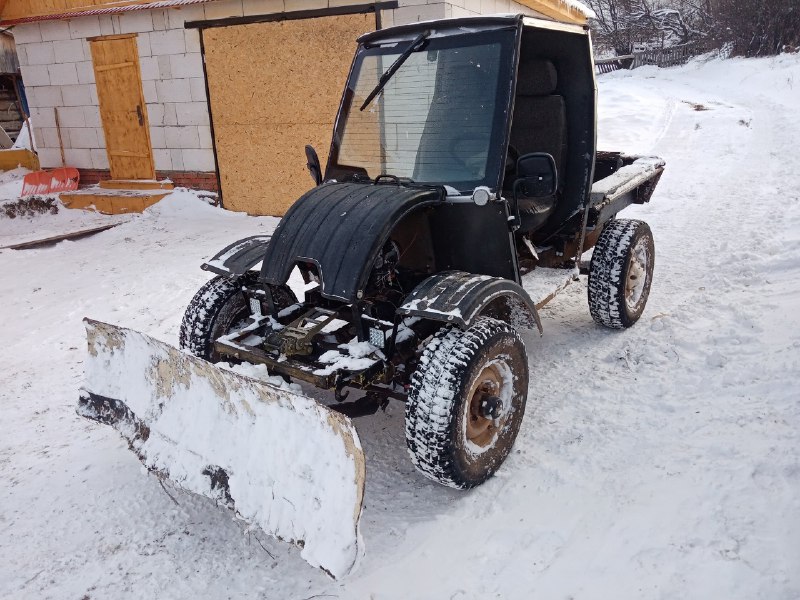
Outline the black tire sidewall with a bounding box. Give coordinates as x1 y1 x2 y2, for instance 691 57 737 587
448 330 529 487
617 223 655 327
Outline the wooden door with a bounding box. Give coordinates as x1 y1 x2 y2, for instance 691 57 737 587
89 34 155 180
203 13 372 215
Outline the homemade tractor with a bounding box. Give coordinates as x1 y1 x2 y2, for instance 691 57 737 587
79 15 664 577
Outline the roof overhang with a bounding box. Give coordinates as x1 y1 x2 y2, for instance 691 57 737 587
0 0 212 26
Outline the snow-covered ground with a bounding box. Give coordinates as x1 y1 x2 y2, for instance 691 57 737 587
1 54 799 599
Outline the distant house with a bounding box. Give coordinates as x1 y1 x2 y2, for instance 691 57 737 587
3 0 591 215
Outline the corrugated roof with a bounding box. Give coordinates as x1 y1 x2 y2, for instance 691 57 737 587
1 0 212 26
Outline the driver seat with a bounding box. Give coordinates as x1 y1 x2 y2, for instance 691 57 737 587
507 59 567 232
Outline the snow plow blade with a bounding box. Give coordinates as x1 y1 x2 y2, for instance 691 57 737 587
76 319 365 579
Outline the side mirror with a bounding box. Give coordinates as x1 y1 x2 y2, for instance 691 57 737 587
305 145 322 186
513 152 558 199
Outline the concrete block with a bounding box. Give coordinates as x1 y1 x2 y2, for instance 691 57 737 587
91 148 110 170
163 103 178 126
53 39 86 63
142 80 158 104
30 107 56 128
392 3 447 25
30 86 63 108
168 4 206 28
480 0 496 12
164 125 200 149
20 65 50 87
37 147 63 169
23 42 55 66
48 63 79 86
95 127 106 148
184 29 201 53
146 103 165 126
136 32 152 57
175 102 209 126
153 148 172 171
83 105 102 128
463 0 482 12
39 127 61 149
119 11 154 34
75 61 95 85
56 106 86 128
15 46 27 67
284 0 326 10
182 149 215 171
197 125 213 149
170 53 204 79
69 16 102 39
97 16 115 36
89 84 99 106
204 0 244 19
139 56 159 81
67 127 99 149
61 84 92 106
63 148 93 169
150 126 167 148
170 148 184 170
378 8 394 27
448 4 479 17
242 0 285 16
109 15 122 35
189 77 207 102
157 55 172 79
329 0 366 7
39 20 71 41
12 24 42 44
149 29 186 56
156 79 192 103
151 10 169 31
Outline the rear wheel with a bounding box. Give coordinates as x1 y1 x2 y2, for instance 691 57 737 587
405 317 529 489
179 271 296 362
588 219 655 329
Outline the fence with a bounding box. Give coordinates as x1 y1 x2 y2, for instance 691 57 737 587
595 42 709 74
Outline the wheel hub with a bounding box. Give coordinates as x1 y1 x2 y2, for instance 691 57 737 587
625 237 650 310
466 364 508 448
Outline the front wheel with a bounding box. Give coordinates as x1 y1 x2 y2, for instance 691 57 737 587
405 317 529 489
179 271 296 362
588 219 655 329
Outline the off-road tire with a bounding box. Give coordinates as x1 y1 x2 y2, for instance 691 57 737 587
405 317 529 489
179 271 296 362
588 219 655 329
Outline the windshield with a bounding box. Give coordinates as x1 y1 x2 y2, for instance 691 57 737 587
328 29 516 192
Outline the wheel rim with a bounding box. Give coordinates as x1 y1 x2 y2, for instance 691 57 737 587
465 360 510 450
625 236 650 311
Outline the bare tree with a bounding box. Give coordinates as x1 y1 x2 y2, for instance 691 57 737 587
711 0 800 56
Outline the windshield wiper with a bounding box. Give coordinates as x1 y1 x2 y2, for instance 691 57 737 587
359 30 431 112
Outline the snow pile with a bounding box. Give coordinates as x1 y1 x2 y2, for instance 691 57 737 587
79 319 365 579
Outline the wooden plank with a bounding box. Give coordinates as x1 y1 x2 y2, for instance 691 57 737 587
2 0 164 22
1 222 127 250
99 179 174 190
94 61 136 72
0 148 40 170
89 35 155 181
60 190 169 214
203 13 372 216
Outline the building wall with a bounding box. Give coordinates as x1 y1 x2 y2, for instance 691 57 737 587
13 0 546 180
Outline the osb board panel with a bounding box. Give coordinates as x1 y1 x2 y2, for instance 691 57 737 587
203 13 372 216
89 35 155 181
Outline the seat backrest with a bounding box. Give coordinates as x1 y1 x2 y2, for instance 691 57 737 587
509 59 567 183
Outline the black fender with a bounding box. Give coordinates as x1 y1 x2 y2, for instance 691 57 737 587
259 182 443 302
397 271 543 334
201 235 271 277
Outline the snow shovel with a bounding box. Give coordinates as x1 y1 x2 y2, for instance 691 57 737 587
77 319 366 578
20 167 80 197
20 108 80 197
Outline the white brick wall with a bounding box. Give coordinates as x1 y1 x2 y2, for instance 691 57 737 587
16 0 542 175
